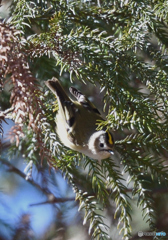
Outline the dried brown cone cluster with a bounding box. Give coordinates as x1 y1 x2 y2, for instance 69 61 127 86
0 22 50 160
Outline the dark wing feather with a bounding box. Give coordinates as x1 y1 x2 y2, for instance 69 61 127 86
69 87 100 115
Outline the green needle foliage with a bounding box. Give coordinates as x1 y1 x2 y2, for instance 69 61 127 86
1 0 168 239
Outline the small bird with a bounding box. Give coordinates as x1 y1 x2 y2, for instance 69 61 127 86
45 77 114 160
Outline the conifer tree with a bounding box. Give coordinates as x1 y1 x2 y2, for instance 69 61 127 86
1 1 168 239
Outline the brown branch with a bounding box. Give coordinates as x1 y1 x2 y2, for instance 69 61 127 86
0 157 75 205
29 196 75 206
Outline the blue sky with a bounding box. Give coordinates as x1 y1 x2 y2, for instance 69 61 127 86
0 119 77 239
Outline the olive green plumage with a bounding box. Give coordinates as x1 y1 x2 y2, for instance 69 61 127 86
45 77 114 160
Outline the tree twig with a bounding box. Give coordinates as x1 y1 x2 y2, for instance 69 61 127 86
0 157 75 205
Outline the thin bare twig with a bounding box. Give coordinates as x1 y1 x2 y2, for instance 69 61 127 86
0 157 75 205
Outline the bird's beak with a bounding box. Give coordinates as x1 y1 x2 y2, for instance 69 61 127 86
108 150 114 155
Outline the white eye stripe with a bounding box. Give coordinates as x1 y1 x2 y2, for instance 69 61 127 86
99 135 104 142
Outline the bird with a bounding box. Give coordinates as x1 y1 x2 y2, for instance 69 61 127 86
45 77 114 160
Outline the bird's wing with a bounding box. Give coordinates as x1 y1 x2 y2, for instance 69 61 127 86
69 87 100 115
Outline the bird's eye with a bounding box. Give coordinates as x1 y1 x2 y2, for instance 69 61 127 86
99 143 104 148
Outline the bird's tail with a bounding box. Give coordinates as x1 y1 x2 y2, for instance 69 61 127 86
45 77 70 103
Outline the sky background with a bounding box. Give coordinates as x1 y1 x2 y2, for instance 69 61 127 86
0 120 80 239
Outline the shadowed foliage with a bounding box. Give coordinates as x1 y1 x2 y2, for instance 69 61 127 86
0 1 168 239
